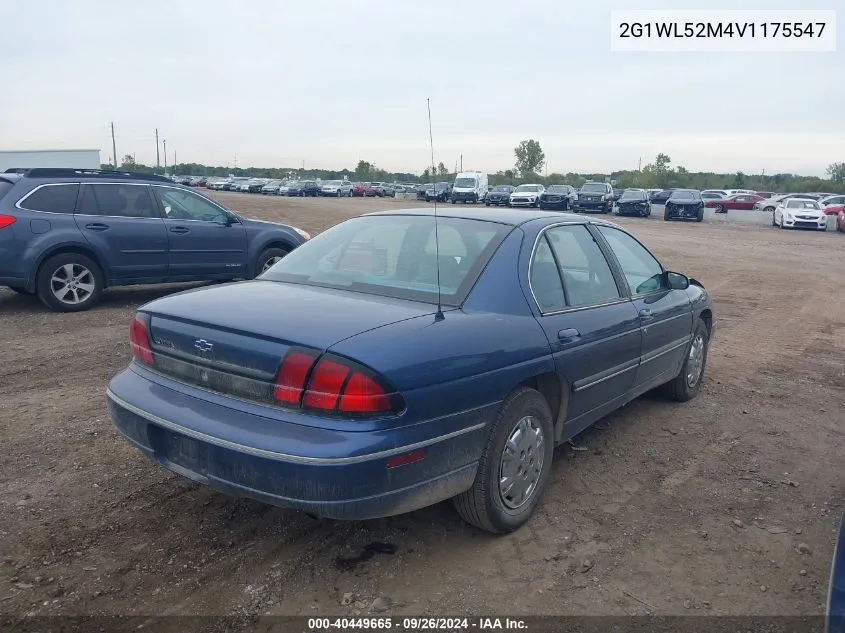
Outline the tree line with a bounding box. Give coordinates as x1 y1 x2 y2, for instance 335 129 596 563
108 146 845 194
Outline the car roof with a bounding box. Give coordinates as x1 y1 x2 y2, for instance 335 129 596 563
364 206 611 228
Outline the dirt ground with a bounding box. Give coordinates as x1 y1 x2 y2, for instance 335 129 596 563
1 192 843 622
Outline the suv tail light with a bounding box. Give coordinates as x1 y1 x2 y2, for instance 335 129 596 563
273 349 402 417
0 214 16 229
129 315 154 365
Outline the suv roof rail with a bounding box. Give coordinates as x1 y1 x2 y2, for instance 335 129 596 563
21 168 173 183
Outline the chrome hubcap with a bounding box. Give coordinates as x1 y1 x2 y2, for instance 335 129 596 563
686 334 705 388
50 263 95 305
261 256 283 273
499 415 545 509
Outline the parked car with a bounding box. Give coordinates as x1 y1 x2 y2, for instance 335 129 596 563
369 182 394 197
288 181 321 197
353 182 378 197
0 168 310 311
705 193 764 213
573 181 613 213
261 180 283 194
425 182 452 202
615 188 651 217
105 206 714 533
646 188 663 201
539 185 576 211
276 181 294 196
664 189 704 222
247 179 267 193
649 189 676 206
451 171 489 204
753 193 804 212
700 192 726 203
320 180 353 197
827 512 845 633
820 194 845 211
612 188 625 202
509 184 545 208
773 198 827 230
225 177 250 191
485 185 515 206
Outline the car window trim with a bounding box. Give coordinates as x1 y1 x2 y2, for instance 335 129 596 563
527 221 628 316
74 183 162 220
15 182 81 214
589 223 668 298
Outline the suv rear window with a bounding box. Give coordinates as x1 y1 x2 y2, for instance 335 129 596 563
18 184 79 213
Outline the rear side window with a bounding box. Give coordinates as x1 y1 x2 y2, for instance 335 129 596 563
77 184 158 218
17 184 79 213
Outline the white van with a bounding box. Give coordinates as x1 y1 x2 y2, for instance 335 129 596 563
451 171 489 204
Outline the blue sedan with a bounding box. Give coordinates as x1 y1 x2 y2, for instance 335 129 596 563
106 208 715 533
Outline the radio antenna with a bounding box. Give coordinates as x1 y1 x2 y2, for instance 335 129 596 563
427 98 444 322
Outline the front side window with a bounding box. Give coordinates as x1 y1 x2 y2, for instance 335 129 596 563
76 184 157 218
155 187 229 222
542 225 621 308
261 215 510 305
18 183 79 214
596 226 666 295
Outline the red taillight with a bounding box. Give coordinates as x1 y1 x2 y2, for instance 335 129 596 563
274 350 318 403
0 215 16 229
129 316 153 365
273 350 401 416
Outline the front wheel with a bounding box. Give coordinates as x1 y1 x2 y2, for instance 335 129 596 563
452 387 554 533
36 253 104 312
661 319 709 402
696 207 704 222
664 207 672 221
255 247 290 276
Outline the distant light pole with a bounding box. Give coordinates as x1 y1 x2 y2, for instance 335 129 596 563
163 139 167 175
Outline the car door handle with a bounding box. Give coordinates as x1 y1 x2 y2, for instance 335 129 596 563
558 328 581 342
169 226 190 234
639 309 654 322
84 223 109 231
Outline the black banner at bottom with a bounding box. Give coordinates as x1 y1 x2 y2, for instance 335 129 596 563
0 616 838 633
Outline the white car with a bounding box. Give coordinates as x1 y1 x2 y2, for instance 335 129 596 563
320 180 353 197
754 193 805 212
773 198 827 230
509 184 545 207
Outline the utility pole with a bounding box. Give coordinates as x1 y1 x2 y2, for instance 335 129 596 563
460 154 463 172
110 122 117 170
638 157 642 171
163 139 167 175
761 167 765 188
155 128 160 170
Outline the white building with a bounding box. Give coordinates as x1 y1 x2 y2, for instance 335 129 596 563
0 149 101 173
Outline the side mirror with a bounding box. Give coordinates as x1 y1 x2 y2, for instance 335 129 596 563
665 271 690 290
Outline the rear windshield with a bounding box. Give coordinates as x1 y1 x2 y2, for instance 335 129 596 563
580 183 607 193
261 215 511 305
0 178 15 200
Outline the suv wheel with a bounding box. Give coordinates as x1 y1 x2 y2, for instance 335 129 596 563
256 247 290 276
36 253 103 312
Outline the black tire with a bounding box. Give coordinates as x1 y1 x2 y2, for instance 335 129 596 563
662 318 709 402
255 247 290 277
336 190 341 197
764 206 775 213
715 204 725 214
664 207 672 221
535 199 541 208
485 201 491 207
8 286 33 295
696 207 704 222
771 212 776 227
452 387 554 534
36 252 104 312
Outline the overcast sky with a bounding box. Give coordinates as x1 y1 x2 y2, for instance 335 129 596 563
2 0 842 176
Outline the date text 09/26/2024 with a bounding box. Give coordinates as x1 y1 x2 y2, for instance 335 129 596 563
610 10 837 52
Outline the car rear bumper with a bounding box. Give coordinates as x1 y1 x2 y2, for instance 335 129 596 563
106 366 486 520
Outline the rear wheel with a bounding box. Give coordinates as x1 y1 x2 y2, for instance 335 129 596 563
453 387 554 534
36 253 103 312
662 319 709 402
255 247 290 276
715 204 725 213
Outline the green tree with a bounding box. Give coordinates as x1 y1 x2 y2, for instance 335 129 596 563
826 162 845 183
514 140 545 178
354 160 372 181
437 162 448 177
733 171 746 188
120 154 136 170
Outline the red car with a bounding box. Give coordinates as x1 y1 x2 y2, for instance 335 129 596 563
838 209 845 232
351 182 377 197
824 204 844 216
704 193 764 213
